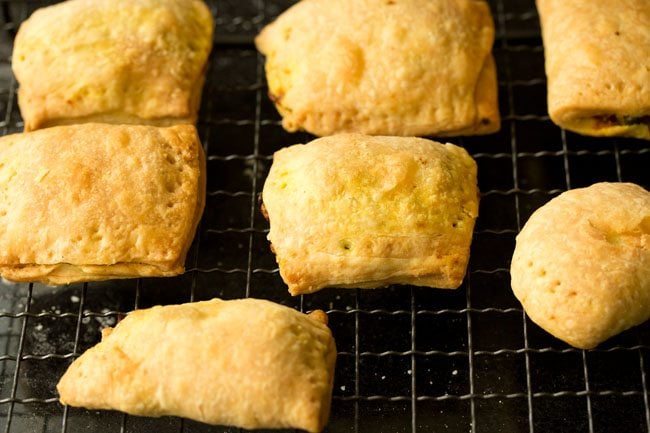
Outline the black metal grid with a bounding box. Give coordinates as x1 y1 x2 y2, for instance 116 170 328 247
0 0 648 432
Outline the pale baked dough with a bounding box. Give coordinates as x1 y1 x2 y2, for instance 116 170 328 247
13 0 213 131
511 183 650 349
57 298 336 433
255 0 499 137
0 123 205 284
538 0 650 139
262 134 479 295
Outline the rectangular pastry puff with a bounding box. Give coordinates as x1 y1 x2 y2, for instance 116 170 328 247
0 123 205 284
255 0 499 137
57 298 337 433
262 134 479 295
12 0 213 131
538 0 650 139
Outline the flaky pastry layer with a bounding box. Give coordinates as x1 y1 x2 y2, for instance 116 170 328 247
0 123 205 285
13 0 213 131
262 134 479 295
256 0 499 137
57 298 336 433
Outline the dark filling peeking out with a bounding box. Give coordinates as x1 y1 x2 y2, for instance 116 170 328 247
593 114 650 128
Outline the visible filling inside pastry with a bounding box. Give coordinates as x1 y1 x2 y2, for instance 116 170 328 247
593 114 650 129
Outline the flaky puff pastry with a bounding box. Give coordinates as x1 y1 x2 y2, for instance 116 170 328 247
13 0 213 132
0 123 205 284
511 183 650 349
255 0 499 137
262 134 479 295
58 298 336 433
538 0 650 139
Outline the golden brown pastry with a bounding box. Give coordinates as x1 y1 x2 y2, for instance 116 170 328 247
13 0 213 131
511 183 650 349
255 0 499 137
262 133 479 295
0 123 205 284
538 0 650 139
57 298 336 433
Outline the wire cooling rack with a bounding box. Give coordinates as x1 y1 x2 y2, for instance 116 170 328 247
0 0 649 432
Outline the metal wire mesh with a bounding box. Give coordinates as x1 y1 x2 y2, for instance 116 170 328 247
0 0 648 432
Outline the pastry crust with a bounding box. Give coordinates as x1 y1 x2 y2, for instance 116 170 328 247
537 0 650 139
510 183 650 349
255 0 499 137
0 123 205 284
57 298 337 433
262 134 479 295
13 0 213 132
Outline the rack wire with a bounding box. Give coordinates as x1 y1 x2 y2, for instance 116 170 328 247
0 0 648 432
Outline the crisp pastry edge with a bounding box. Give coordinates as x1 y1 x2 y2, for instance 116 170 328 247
549 108 650 140
259 53 501 137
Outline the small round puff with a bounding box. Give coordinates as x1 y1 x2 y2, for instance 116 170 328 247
510 182 650 349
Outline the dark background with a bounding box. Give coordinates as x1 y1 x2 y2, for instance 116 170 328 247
0 0 648 432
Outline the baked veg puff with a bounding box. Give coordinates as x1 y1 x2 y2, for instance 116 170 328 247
538 0 650 139
511 183 650 349
262 134 479 295
57 298 337 433
13 0 213 131
0 123 205 284
255 0 499 137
